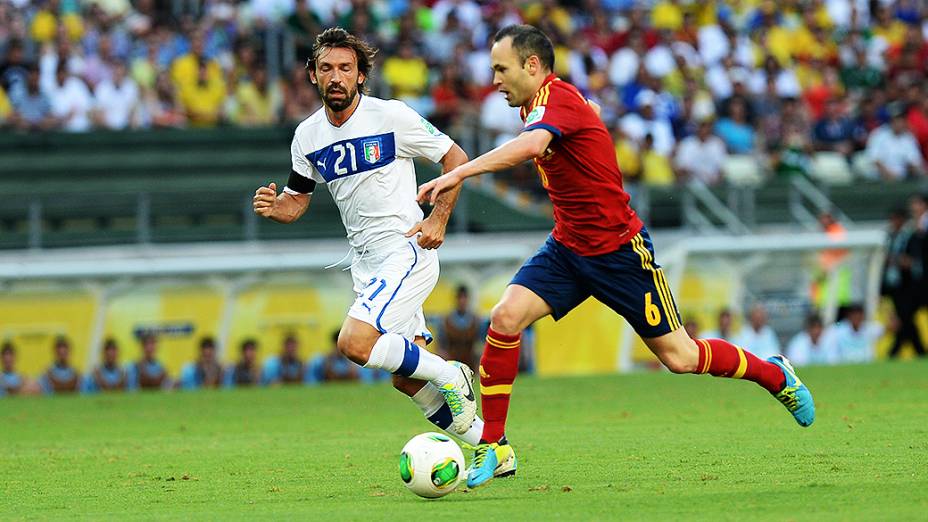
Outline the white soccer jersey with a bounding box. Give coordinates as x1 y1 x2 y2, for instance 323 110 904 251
286 95 454 253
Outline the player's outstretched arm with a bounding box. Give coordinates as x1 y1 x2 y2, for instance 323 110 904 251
406 143 469 249
416 129 553 205
253 182 311 224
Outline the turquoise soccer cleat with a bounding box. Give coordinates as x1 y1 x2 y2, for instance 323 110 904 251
767 355 815 427
463 440 517 489
466 442 500 488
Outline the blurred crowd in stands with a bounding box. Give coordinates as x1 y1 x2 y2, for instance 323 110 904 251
680 193 928 364
677 194 927 363
2 0 928 189
0 331 389 396
0 285 536 397
686 297 920 368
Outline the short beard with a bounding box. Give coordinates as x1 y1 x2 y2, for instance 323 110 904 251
319 84 359 112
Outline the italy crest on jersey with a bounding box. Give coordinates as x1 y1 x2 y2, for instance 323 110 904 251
363 139 382 164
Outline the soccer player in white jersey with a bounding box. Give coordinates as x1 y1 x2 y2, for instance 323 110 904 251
253 29 507 460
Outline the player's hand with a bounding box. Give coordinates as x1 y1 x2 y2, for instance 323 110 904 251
417 170 463 206
405 216 447 250
253 182 278 218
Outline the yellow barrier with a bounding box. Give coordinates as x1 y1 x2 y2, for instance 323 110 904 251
104 284 224 377
0 288 96 377
5 271 918 380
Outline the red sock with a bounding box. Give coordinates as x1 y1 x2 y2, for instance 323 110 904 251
479 327 521 444
695 338 785 394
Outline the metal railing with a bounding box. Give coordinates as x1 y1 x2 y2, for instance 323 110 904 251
788 175 854 230
681 181 751 235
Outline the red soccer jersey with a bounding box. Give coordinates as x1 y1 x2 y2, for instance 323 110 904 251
520 74 643 256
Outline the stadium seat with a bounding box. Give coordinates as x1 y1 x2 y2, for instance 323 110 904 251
851 152 877 180
722 155 764 186
810 153 854 185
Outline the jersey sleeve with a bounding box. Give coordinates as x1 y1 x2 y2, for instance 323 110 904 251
285 134 323 195
522 82 590 139
392 102 454 162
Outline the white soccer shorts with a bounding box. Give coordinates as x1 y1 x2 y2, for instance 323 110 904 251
348 240 439 343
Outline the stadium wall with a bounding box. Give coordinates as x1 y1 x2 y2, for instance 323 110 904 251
2 229 918 379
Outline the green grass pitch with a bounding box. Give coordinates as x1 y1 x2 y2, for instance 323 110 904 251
3 361 927 520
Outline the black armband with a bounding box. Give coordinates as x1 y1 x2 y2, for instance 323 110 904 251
286 170 316 194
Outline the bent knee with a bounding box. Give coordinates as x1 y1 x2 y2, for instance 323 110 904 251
392 375 425 396
658 344 699 373
337 334 372 365
648 333 700 374
662 355 698 374
490 304 523 335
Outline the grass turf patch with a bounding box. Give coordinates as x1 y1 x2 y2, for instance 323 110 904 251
3 361 926 520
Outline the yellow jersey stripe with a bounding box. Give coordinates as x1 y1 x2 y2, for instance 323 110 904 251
481 383 513 396
632 234 679 331
652 266 673 330
632 235 665 323
655 268 681 330
541 84 551 105
529 89 542 111
631 234 649 271
646 240 680 331
732 347 748 379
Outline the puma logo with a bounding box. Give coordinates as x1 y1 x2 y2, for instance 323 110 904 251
316 159 326 170
479 365 489 379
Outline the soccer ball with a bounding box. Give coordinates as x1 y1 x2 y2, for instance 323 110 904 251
398 432 465 498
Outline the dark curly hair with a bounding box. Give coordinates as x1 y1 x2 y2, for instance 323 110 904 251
306 27 378 93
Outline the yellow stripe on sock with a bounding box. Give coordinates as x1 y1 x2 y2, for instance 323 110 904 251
700 339 713 374
486 336 520 346
732 347 748 379
707 341 713 373
486 336 520 349
696 339 706 373
480 384 513 396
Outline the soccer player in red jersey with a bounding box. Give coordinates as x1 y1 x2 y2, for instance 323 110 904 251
417 25 815 489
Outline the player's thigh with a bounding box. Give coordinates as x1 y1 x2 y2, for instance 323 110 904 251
491 284 556 334
501 236 588 332
587 229 683 339
348 242 439 340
